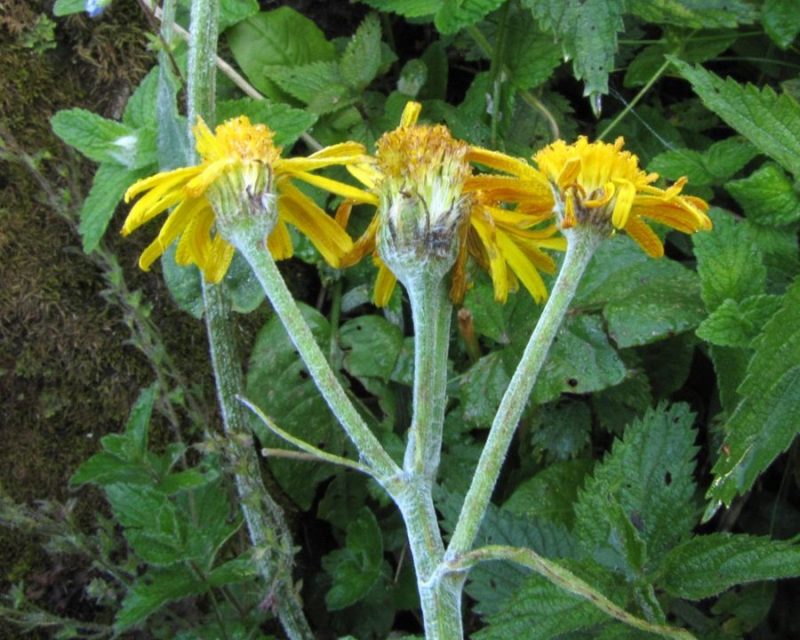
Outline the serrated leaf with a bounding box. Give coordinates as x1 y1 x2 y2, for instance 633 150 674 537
360 0 442 17
628 0 756 28
763 0 800 49
475 560 619 640
529 401 592 461
708 278 800 507
78 163 148 253
576 404 699 567
245 304 344 508
672 60 800 177
51 109 155 169
340 13 383 90
435 0 506 34
115 564 204 631
524 0 623 97
502 12 562 91
267 61 356 115
227 8 336 100
659 534 800 599
649 137 758 187
693 209 766 312
323 507 384 610
123 68 159 128
726 163 800 226
69 453 152 487
339 315 404 382
696 295 783 348
216 98 317 147
53 0 85 16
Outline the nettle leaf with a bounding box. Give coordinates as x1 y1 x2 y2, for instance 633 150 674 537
340 13 383 90
438 489 577 617
79 163 149 253
267 61 356 116
216 98 317 147
672 60 800 178
123 68 159 128
693 209 766 312
218 0 259 30
696 294 783 348
659 534 800 600
435 0 506 35
707 278 800 509
726 163 800 227
529 401 592 462
360 0 442 18
115 564 204 632
524 0 624 97
339 315 404 382
245 303 345 509
227 7 336 100
762 0 800 49
51 109 156 169
501 10 562 91
628 0 756 28
474 560 620 640
577 236 706 348
322 507 384 611
649 137 758 187
576 404 699 568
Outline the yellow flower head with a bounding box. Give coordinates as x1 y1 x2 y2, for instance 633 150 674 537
340 102 566 306
123 116 372 283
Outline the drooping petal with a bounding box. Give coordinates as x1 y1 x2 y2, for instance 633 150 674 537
266 219 294 260
400 101 422 127
469 212 509 303
624 216 664 258
494 229 548 302
611 179 636 228
373 258 398 307
204 236 236 283
125 166 201 203
123 185 185 235
340 214 379 268
280 170 378 205
467 147 544 181
176 206 215 266
185 158 234 198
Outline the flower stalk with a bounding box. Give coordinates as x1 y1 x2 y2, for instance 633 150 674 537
185 2 312 638
446 225 603 559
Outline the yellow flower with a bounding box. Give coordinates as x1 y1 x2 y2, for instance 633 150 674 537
339 102 566 306
473 136 711 257
123 116 375 283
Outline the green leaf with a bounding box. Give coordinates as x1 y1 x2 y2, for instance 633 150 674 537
216 98 317 147
78 163 148 253
524 0 624 97
267 61 356 116
340 13 383 90
502 12 562 91
218 0 259 30
53 0 85 16
696 295 784 348
475 561 619 640
504 459 593 528
576 403 699 566
628 0 756 28
105 484 187 566
69 453 152 487
246 304 345 508
323 507 384 611
123 68 159 128
221 251 263 314
339 315 404 382
207 555 259 587
649 137 758 186
115 564 204 631
707 278 800 508
360 0 442 18
51 109 155 169
726 163 800 227
763 0 800 49
672 60 800 177
435 0 506 35
693 209 766 312
161 244 204 318
227 8 336 100
659 534 800 599
182 480 241 567
529 401 592 461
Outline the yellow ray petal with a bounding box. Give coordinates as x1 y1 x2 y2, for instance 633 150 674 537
278 186 354 267
400 101 422 127
611 179 636 229
495 230 548 302
467 147 543 181
449 233 470 304
631 198 706 233
347 163 382 190
176 206 215 266
278 154 371 173
185 158 234 198
267 219 294 260
585 181 616 208
123 187 185 235
204 237 236 283
125 166 202 203
308 141 368 159
340 214 379 268
469 213 509 303
281 170 379 205
624 216 664 258
557 157 581 188
373 259 398 307
487 206 555 230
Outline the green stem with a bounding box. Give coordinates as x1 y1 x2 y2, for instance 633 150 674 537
446 227 602 558
404 274 452 480
186 3 312 639
232 232 401 482
449 546 697 640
